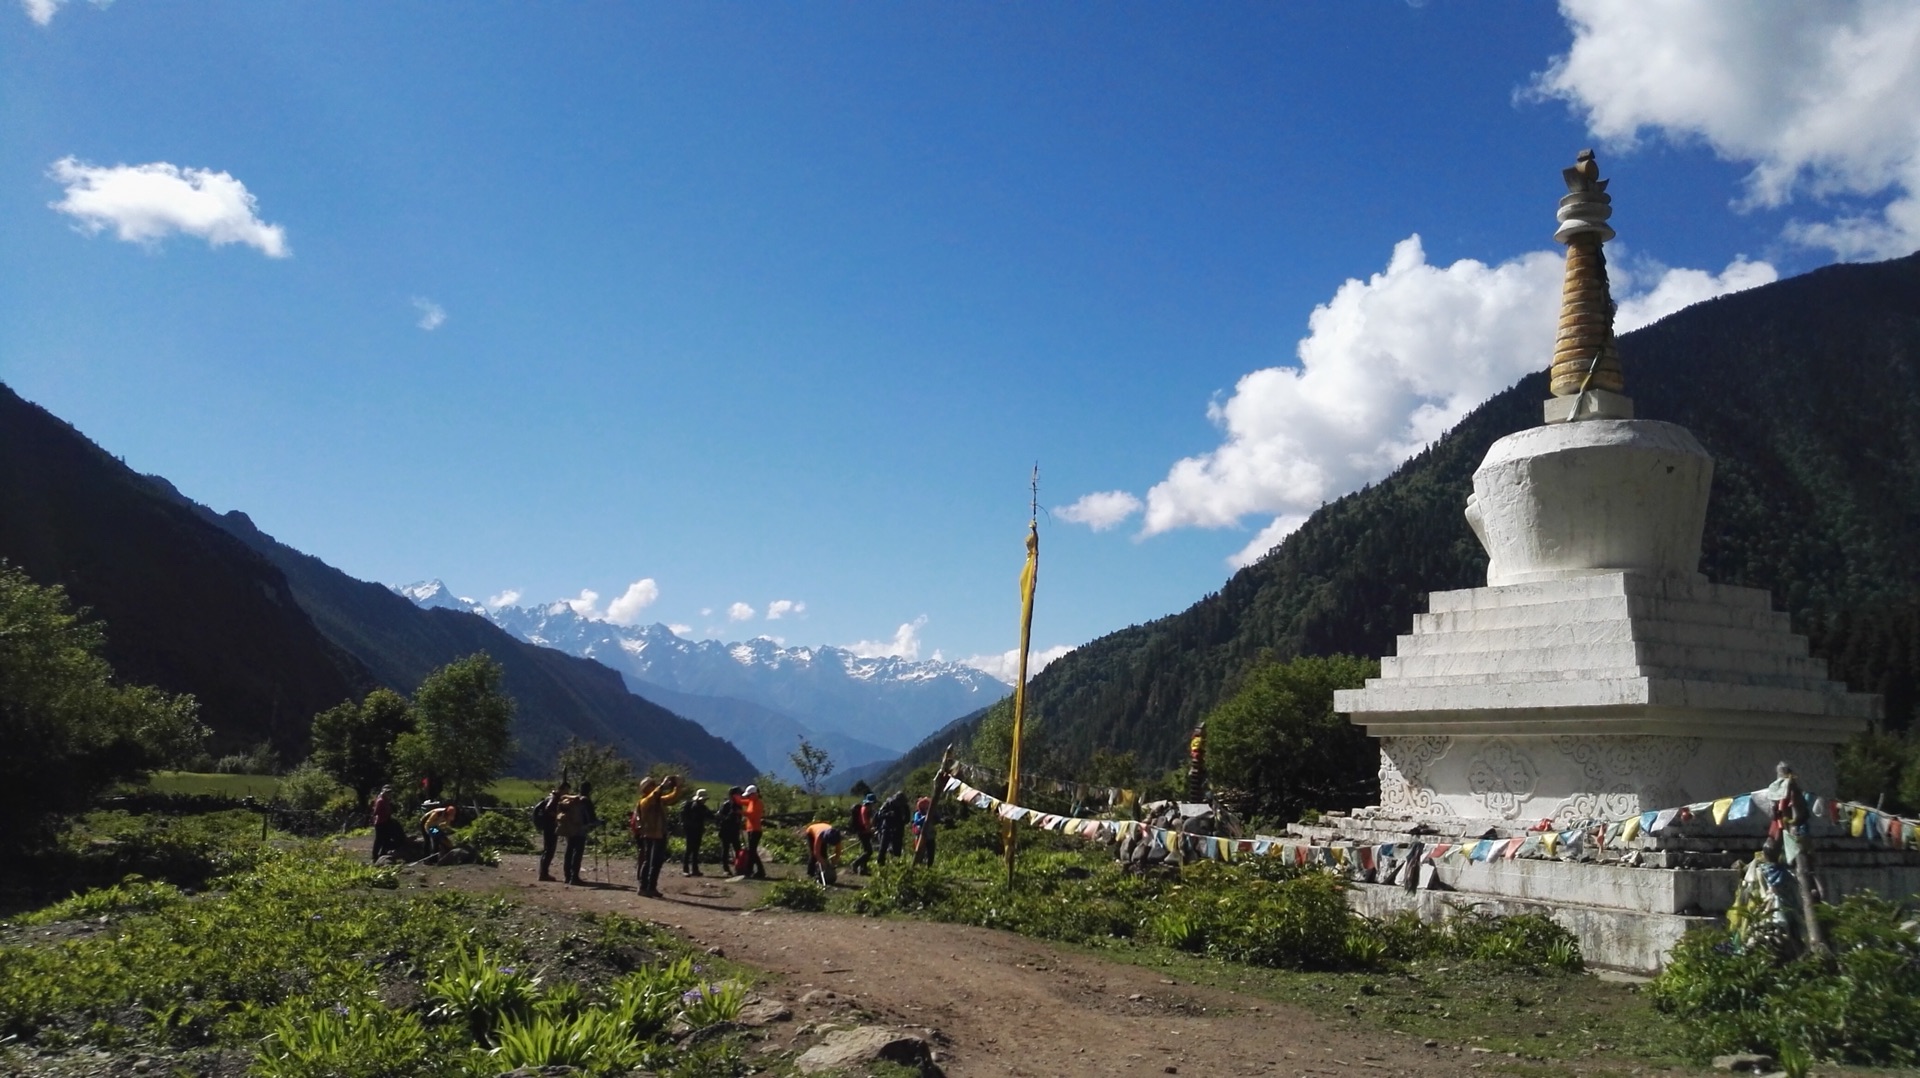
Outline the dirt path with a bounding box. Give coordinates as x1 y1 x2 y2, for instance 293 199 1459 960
457 853 1517 1078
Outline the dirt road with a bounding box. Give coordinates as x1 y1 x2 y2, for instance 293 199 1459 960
464 853 1526 1078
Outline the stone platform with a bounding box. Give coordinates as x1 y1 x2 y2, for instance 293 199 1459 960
1336 570 1874 823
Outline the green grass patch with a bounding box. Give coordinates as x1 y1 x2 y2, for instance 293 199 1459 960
1 835 756 1075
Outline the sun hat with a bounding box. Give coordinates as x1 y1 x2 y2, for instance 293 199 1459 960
743 784 759 797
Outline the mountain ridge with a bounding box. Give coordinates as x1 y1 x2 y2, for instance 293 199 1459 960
880 251 1920 788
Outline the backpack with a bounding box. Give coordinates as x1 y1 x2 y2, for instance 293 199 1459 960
553 795 582 838
716 799 741 826
849 803 869 834
531 795 553 831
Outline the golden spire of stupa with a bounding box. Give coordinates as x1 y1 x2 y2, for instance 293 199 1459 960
1550 149 1623 398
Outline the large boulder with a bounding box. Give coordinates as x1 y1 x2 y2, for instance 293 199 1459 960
795 1025 937 1075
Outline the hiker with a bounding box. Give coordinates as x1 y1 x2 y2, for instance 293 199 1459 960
715 785 744 872
802 821 843 886
370 785 403 862
532 781 570 882
421 800 458 859
911 795 936 867
847 793 877 873
555 782 599 885
730 784 767 879
875 790 908 865
680 788 715 877
630 775 682 896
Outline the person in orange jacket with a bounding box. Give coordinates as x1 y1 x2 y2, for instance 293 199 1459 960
801 821 843 886
730 784 767 879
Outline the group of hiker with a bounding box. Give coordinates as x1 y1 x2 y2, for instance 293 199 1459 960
520 779 940 892
374 773 943 892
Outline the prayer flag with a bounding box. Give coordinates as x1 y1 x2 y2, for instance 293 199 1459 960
1727 796 1752 822
1711 798 1735 826
1653 807 1680 831
1851 807 1867 838
1621 816 1642 842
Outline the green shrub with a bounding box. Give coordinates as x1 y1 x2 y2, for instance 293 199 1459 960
491 1009 643 1074
278 762 345 813
424 948 540 1045
460 810 536 855
760 878 828 911
20 875 184 925
849 862 956 914
1650 893 1920 1067
254 1003 456 1078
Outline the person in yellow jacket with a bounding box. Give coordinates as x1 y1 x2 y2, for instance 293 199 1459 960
629 775 682 897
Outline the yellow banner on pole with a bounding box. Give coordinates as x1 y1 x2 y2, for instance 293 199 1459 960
1004 508 1039 886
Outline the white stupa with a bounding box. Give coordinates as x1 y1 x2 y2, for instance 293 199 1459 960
1314 151 1909 971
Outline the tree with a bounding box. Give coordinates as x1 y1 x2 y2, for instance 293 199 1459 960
1205 654 1380 825
789 737 834 796
310 688 414 803
553 737 635 803
0 563 207 850
407 653 515 805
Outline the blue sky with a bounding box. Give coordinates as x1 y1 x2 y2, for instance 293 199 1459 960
5 2 1917 679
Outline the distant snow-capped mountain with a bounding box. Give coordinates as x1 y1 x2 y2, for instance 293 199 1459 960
392 582 1010 761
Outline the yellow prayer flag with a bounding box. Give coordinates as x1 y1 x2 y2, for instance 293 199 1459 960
1621 816 1642 842
1851 807 1867 837
1542 833 1559 856
1711 797 1735 825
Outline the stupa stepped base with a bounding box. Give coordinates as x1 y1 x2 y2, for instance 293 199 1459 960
1289 812 1920 972
1338 572 1878 732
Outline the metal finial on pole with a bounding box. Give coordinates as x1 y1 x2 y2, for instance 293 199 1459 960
1550 149 1624 399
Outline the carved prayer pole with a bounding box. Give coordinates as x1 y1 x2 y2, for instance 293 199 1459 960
1550 149 1624 400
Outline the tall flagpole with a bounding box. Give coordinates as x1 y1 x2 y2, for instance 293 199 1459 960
1005 465 1039 888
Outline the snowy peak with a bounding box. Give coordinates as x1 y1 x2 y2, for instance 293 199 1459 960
393 579 484 613
395 587 1010 752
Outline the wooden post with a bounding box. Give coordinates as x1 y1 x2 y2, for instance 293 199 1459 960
918 745 954 872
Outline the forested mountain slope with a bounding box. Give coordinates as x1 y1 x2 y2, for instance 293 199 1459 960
0 383 755 781
887 251 1920 783
0 385 370 758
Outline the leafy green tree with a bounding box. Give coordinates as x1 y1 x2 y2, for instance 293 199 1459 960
789 737 834 796
0 563 207 849
408 653 515 805
310 688 414 803
553 737 635 804
1206 654 1379 825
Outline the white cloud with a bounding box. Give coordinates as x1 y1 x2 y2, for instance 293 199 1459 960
484 588 522 610
667 623 693 637
1079 236 1770 566
605 579 661 626
47 157 289 257
843 616 928 661
1535 0 1920 260
413 297 447 331
765 599 806 620
561 589 602 619
960 644 1074 684
727 602 755 622
19 0 106 27
1056 491 1143 532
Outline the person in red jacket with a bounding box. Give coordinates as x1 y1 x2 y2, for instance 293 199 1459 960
370 785 403 862
847 793 876 874
730 784 767 880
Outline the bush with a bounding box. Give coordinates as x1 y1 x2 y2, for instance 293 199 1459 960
850 863 956 915
278 761 346 813
460 810 536 855
761 878 829 911
1650 893 1920 1069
